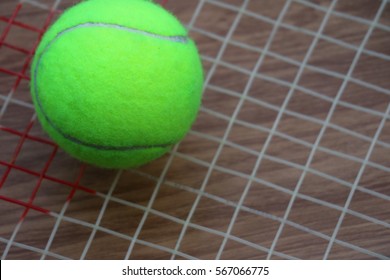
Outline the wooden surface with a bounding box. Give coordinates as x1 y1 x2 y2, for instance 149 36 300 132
0 0 389 260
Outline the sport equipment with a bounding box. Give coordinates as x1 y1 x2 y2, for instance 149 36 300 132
30 0 203 168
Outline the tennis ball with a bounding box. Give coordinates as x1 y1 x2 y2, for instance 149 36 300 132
31 0 203 169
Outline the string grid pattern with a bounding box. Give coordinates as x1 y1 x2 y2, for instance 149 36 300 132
0 0 389 260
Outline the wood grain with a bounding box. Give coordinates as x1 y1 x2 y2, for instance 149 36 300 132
0 0 389 260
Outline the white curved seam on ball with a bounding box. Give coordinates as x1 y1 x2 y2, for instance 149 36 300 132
33 22 187 151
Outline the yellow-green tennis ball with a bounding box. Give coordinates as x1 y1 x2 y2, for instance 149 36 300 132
31 0 203 169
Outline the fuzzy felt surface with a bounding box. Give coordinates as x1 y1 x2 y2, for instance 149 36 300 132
30 0 203 169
